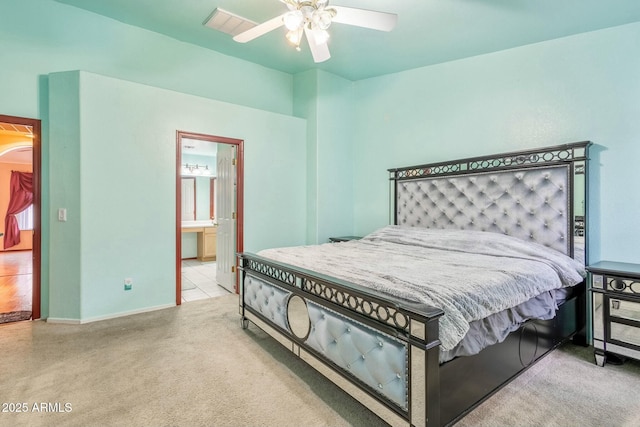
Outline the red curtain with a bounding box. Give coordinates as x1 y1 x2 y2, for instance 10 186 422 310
3 171 33 249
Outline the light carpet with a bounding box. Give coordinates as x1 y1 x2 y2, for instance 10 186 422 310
0 294 639 427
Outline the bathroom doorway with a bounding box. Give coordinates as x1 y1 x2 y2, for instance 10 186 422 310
175 131 244 305
0 114 41 321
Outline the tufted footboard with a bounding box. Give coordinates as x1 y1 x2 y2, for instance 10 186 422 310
239 254 444 426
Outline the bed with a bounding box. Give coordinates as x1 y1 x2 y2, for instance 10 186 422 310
238 142 590 426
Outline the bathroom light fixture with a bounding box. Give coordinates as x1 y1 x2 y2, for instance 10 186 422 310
183 163 211 176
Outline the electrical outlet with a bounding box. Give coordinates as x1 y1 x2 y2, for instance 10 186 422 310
124 278 133 291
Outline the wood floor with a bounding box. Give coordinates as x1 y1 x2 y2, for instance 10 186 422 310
0 250 32 313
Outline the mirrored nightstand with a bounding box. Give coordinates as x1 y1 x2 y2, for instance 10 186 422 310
588 261 640 367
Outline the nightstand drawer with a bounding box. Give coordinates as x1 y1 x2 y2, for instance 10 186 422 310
611 323 640 348
606 276 640 294
609 298 640 323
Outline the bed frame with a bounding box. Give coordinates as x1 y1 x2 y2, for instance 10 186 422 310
238 142 590 426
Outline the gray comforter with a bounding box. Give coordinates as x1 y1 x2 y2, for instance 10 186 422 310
258 226 586 351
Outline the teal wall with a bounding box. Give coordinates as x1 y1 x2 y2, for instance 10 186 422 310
293 70 320 243
47 72 82 320
351 22 640 265
48 71 306 321
0 1 293 118
293 70 354 244
315 71 354 243
181 232 198 260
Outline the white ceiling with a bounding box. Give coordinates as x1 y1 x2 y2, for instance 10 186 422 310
53 0 640 80
0 147 32 165
0 121 33 165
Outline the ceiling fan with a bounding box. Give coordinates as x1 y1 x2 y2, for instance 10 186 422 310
233 0 398 63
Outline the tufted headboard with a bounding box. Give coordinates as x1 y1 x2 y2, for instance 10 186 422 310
388 142 591 263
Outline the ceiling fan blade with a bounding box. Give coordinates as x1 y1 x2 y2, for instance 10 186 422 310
332 6 398 32
304 27 331 63
233 14 285 43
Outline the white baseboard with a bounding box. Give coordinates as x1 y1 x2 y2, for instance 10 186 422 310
45 303 175 324
46 318 81 324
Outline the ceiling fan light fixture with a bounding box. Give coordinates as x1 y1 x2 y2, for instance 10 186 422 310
283 10 304 31
233 0 397 64
300 4 316 20
281 1 338 52
286 27 304 50
315 9 334 30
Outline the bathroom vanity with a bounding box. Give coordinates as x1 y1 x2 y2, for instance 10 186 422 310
181 221 217 261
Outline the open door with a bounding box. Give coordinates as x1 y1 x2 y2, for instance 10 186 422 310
0 114 41 320
176 131 243 304
216 144 236 293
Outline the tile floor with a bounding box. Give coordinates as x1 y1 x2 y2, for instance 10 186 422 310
0 251 32 313
181 259 231 303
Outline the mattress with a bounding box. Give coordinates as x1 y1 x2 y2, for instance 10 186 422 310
258 226 586 361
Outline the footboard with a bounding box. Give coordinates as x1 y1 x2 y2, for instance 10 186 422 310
238 253 444 426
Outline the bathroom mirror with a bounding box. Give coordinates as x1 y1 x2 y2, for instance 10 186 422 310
181 138 217 221
287 295 310 340
573 159 586 266
181 176 216 221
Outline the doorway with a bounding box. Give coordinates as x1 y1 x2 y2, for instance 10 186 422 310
0 114 41 321
175 131 244 305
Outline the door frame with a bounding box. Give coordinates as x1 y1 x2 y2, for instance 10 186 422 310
175 130 244 305
0 114 41 320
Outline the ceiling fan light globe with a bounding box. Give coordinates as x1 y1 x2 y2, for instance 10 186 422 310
300 5 315 19
310 12 319 27
316 0 329 9
286 27 304 47
317 11 333 30
283 10 304 30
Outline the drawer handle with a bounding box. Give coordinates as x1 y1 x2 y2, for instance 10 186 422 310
611 300 621 310
611 279 626 291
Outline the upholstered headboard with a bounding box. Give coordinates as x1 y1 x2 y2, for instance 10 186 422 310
389 142 591 262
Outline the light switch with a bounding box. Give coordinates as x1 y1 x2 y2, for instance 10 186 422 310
58 208 67 222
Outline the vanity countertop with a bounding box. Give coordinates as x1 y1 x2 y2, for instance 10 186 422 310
181 220 216 229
